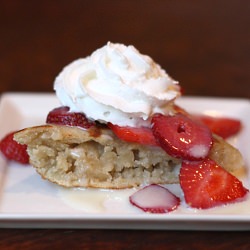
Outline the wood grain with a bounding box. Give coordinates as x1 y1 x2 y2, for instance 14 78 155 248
1 229 250 250
0 0 249 249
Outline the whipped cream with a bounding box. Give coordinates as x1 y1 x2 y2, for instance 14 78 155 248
54 42 180 127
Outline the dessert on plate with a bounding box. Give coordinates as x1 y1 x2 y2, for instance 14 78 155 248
2 42 248 211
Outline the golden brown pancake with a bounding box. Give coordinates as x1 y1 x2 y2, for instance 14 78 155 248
14 124 245 189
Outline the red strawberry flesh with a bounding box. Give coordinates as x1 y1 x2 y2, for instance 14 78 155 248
0 131 29 164
180 158 248 209
46 106 95 129
108 123 158 146
151 113 213 160
194 115 242 139
129 184 180 213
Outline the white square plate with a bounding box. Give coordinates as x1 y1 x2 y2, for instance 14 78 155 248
0 93 250 230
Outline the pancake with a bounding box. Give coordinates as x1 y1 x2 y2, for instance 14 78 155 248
14 124 244 188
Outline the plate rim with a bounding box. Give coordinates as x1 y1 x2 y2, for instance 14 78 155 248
0 92 250 230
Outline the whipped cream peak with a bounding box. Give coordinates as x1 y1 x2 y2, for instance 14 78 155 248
54 42 180 127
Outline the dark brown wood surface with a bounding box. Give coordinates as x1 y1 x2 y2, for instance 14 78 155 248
0 0 250 249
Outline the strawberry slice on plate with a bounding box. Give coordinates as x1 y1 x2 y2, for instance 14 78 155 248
180 158 248 209
46 106 95 129
129 184 180 213
108 123 158 146
151 113 213 160
0 131 29 164
194 115 242 139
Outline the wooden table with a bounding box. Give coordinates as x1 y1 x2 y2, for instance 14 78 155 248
0 1 249 249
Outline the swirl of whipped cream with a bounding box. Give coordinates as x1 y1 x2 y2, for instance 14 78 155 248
54 42 180 127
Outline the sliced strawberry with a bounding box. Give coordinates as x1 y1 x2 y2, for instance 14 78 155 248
194 115 242 139
46 106 95 129
151 113 213 161
180 158 248 209
129 184 180 213
108 123 158 146
0 131 29 164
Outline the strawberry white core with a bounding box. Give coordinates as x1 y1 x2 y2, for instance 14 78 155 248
189 144 210 159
